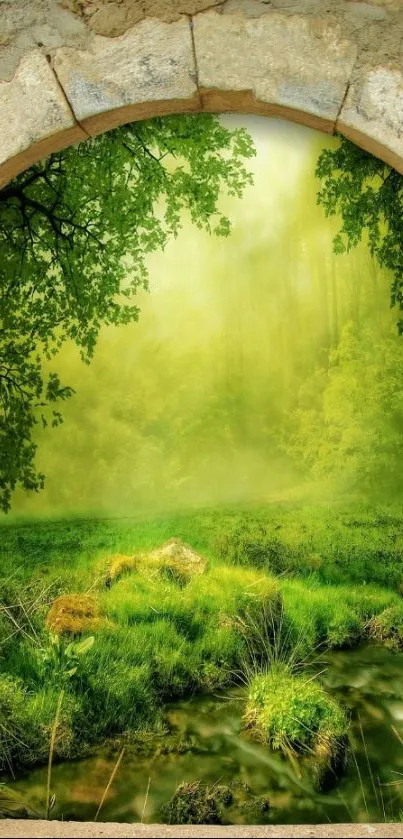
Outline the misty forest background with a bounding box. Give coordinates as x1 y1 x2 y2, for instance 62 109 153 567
8 116 402 518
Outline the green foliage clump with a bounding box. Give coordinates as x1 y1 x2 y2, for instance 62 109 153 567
316 136 403 331
0 674 80 772
367 604 403 650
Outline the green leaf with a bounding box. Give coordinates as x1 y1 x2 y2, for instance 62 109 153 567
73 636 95 657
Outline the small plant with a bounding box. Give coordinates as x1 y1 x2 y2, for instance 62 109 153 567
43 635 94 819
38 633 95 684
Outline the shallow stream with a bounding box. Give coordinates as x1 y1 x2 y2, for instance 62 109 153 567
9 645 403 824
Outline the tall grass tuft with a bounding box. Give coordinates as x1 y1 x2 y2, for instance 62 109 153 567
46 689 64 820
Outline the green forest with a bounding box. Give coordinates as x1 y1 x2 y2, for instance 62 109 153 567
2 115 403 826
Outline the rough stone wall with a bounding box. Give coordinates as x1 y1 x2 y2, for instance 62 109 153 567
1 1 402 77
1 0 403 185
61 2 225 37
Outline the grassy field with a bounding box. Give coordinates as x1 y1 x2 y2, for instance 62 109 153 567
1 501 403 777
3 501 403 589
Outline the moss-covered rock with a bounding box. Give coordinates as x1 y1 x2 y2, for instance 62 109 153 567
162 779 271 825
46 593 106 635
367 605 403 650
245 665 348 789
106 539 208 587
148 539 208 581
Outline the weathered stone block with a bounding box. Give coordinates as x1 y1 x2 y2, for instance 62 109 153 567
338 65 403 174
53 18 199 135
0 50 84 186
193 9 357 128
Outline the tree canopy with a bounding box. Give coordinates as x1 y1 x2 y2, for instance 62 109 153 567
316 136 403 330
0 114 255 512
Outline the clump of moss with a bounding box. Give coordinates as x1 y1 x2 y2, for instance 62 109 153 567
245 665 348 788
161 781 223 825
367 605 403 650
46 594 106 635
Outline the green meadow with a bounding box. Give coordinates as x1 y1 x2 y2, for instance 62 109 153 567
2 503 403 779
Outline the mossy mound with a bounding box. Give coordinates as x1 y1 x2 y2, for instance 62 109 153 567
98 565 281 702
367 605 403 650
46 594 106 635
106 539 208 587
161 781 223 825
245 665 348 789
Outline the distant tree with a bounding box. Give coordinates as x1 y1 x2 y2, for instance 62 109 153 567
316 136 403 329
0 115 255 512
286 320 403 495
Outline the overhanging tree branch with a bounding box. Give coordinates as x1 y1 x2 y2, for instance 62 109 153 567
0 113 255 512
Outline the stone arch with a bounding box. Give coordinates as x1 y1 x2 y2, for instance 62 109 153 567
0 0 403 188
